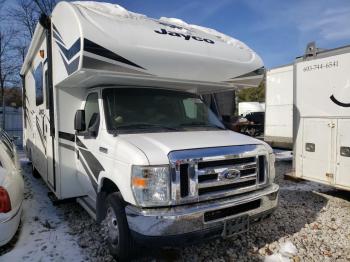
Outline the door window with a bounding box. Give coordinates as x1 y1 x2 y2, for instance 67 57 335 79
34 63 43 106
84 93 100 133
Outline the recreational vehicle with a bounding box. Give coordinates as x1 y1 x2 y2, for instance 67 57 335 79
292 42 350 191
21 2 278 259
264 65 293 149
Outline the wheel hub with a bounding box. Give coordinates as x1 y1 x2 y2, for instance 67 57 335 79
104 207 119 247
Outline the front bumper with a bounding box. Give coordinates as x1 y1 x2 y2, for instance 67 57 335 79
0 204 22 246
126 183 279 245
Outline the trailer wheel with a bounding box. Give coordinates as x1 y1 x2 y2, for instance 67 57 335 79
27 147 32 162
102 192 134 261
31 164 41 179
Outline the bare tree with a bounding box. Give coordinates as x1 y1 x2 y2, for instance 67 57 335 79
8 0 59 42
13 35 28 63
8 0 40 39
0 27 20 127
2 0 63 128
0 1 20 127
34 0 58 15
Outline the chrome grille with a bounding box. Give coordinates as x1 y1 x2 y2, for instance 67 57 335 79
197 157 258 196
168 145 269 204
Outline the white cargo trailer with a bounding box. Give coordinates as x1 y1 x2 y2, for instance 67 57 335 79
264 65 293 149
292 43 350 191
21 1 278 259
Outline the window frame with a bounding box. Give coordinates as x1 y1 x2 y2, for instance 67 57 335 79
101 87 224 134
82 92 100 137
34 62 44 106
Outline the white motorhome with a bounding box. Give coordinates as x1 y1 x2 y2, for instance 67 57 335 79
292 43 350 191
264 65 293 149
21 2 278 259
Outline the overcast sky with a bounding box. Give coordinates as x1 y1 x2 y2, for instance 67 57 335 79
106 0 350 69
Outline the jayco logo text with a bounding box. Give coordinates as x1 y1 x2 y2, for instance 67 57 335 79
155 28 215 44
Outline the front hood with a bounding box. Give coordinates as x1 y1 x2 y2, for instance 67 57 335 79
119 130 268 165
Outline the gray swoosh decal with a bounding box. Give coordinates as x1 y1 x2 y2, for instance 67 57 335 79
56 39 81 61
79 148 105 179
84 39 145 70
59 53 80 75
82 56 153 76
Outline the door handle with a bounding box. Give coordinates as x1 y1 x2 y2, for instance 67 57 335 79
340 146 350 157
305 143 315 152
99 147 108 154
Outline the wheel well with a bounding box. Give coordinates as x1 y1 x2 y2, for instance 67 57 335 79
100 178 120 194
97 178 120 223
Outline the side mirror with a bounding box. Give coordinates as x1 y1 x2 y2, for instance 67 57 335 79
74 110 86 132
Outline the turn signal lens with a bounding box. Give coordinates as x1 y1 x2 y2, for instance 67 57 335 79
0 187 11 213
132 177 148 188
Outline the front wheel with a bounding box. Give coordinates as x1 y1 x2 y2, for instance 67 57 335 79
101 192 134 261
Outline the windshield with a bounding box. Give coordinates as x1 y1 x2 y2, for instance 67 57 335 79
102 88 225 133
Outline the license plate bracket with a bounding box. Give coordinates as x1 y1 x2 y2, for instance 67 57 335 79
222 215 249 238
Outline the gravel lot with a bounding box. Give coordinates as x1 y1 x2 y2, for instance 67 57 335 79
1 156 350 261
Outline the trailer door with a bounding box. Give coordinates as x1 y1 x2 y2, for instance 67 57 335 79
33 61 48 178
336 119 350 188
302 118 337 183
43 64 55 190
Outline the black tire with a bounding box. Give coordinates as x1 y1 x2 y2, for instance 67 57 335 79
27 147 32 162
31 164 41 179
102 192 134 261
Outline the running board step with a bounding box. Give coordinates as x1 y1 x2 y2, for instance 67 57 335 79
47 192 76 206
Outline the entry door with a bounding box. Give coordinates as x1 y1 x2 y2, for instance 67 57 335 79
43 66 55 190
336 119 350 188
302 118 337 183
33 61 48 178
75 92 101 198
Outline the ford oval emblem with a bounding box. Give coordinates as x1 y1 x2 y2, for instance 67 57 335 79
219 168 241 181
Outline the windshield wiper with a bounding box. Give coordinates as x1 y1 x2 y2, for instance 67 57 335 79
180 122 226 130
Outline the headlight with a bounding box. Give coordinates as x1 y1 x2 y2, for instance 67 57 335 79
131 165 170 207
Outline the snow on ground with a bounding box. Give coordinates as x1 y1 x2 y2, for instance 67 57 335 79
0 155 84 262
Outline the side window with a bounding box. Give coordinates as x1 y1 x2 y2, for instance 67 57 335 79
34 62 43 106
84 93 100 134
